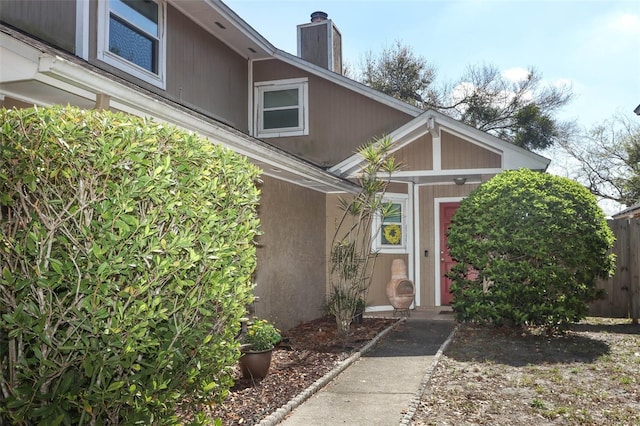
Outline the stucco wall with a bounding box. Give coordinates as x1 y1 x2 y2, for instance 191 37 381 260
254 176 327 331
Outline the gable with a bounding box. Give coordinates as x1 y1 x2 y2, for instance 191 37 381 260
441 131 501 170
393 133 434 171
330 110 550 181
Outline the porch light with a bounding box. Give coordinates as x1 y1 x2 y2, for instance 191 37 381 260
453 177 467 185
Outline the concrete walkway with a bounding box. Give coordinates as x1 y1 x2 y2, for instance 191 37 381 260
276 313 456 426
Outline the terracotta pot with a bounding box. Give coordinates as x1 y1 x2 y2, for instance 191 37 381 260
239 348 273 380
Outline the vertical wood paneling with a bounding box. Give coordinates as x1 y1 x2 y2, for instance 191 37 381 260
299 24 328 69
441 131 501 169
1 0 76 52
166 5 248 130
631 219 639 323
590 218 640 320
393 134 433 171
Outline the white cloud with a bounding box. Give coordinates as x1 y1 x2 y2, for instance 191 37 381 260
501 67 530 82
607 13 640 35
551 78 573 89
579 11 640 56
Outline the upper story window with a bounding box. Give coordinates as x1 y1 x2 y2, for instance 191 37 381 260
97 0 166 89
254 78 309 138
373 194 409 254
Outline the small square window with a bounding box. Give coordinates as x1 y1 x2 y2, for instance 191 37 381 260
255 78 309 138
373 195 410 254
381 203 403 246
98 0 166 89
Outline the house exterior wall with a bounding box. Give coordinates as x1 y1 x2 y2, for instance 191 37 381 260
84 1 249 129
417 182 483 308
326 183 411 309
255 176 327 331
441 131 501 169
368 254 410 307
3 1 249 129
0 1 76 53
325 192 343 295
0 97 35 110
253 59 413 167
164 5 248 130
392 130 501 172
393 133 434 171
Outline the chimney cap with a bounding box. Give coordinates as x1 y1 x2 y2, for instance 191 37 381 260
310 11 328 22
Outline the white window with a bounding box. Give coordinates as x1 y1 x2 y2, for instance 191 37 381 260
254 78 309 138
97 0 166 89
373 194 409 253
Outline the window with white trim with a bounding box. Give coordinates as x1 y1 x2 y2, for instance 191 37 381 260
373 194 409 253
254 78 309 138
97 0 166 88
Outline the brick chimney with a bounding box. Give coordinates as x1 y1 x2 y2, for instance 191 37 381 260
297 11 343 74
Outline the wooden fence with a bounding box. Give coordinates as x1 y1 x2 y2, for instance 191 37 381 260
589 218 640 322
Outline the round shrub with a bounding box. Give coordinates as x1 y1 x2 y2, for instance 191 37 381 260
0 106 261 424
447 169 615 331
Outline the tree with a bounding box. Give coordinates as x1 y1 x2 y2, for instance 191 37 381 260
560 113 640 207
439 64 574 151
447 169 615 332
328 137 399 334
360 40 438 107
358 41 574 151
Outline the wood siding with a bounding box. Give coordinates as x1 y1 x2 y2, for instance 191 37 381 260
393 133 433 171
254 59 413 167
441 131 501 170
166 6 247 130
298 20 342 73
299 23 328 70
255 176 327 331
1 0 76 53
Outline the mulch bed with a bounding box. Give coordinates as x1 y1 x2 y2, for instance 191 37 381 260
202 316 396 425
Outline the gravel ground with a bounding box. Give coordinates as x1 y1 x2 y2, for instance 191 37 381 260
412 318 640 426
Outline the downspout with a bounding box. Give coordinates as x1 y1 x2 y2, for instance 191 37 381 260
248 59 254 136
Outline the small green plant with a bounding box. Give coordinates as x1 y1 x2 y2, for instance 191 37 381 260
328 137 400 334
530 398 546 409
243 319 281 351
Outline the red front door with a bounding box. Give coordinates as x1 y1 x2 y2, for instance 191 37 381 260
439 202 460 305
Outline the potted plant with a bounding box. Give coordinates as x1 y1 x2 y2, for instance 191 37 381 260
238 319 281 380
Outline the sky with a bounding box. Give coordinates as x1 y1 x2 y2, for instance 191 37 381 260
226 0 639 213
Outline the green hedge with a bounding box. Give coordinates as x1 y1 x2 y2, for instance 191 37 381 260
0 106 261 424
447 169 615 331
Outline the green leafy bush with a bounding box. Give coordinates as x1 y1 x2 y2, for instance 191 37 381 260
242 319 281 351
447 169 615 331
0 106 261 424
